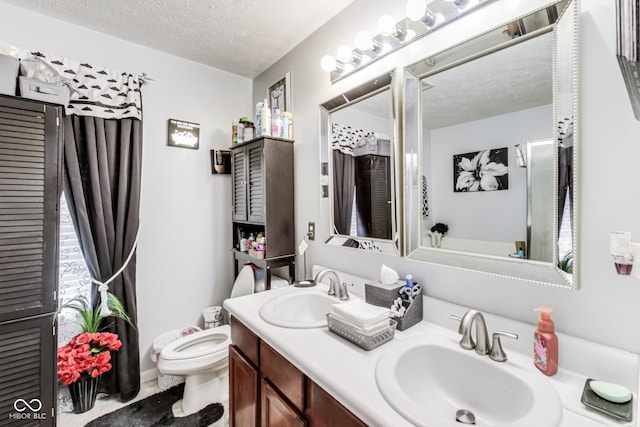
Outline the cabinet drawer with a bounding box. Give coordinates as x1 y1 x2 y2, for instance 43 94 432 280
260 341 305 411
230 316 259 366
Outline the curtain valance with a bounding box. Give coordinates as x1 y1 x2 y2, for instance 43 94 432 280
18 49 142 120
332 122 390 156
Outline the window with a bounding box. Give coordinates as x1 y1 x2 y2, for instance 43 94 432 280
57 192 91 346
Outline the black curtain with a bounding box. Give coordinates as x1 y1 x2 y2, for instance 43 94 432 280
62 115 142 401
332 150 355 235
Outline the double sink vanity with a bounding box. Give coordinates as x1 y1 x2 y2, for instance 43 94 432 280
224 270 639 427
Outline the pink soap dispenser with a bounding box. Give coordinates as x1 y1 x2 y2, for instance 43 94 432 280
533 307 558 376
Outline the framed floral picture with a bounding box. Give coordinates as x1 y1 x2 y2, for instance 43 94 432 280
267 72 291 113
453 147 508 192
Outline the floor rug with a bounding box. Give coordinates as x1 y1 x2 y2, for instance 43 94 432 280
85 384 224 427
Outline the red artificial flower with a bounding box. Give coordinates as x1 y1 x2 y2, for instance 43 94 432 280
56 331 123 385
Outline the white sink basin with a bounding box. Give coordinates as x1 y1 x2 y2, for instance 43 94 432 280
259 289 339 328
376 335 562 427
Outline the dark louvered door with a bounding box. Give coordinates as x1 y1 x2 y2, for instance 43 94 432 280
370 155 391 240
0 315 55 427
231 148 247 221
0 95 61 427
247 142 264 223
355 154 392 240
0 97 60 323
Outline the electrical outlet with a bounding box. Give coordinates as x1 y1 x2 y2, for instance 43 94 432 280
307 222 315 241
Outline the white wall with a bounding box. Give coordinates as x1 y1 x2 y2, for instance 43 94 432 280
0 3 252 370
254 0 640 355
429 104 551 243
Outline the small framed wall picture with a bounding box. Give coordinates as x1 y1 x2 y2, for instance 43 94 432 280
168 119 200 149
267 72 291 113
211 149 231 174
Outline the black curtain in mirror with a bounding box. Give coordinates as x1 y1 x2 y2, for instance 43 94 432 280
558 145 573 244
332 150 355 235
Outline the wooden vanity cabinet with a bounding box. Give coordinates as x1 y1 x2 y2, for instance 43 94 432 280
229 316 367 427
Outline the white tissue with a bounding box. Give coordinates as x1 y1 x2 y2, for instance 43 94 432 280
331 299 390 330
380 264 399 285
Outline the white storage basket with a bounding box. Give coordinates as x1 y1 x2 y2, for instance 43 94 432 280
151 326 201 390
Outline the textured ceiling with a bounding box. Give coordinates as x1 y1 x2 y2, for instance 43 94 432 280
349 33 553 129
0 0 354 78
423 32 553 129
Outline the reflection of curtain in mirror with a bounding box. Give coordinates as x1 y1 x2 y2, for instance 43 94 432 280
557 117 573 253
332 150 355 234
558 146 573 245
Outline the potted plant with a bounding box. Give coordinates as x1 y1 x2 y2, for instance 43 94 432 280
56 293 131 413
428 223 449 248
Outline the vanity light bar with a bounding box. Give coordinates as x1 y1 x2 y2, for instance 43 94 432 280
320 0 493 83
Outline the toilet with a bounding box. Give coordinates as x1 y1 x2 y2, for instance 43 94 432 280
157 264 289 415
157 325 231 415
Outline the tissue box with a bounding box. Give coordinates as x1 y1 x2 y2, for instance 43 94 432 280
364 280 405 308
0 54 19 96
19 76 70 105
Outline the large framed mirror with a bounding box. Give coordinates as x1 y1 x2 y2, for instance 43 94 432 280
402 0 579 288
319 70 402 254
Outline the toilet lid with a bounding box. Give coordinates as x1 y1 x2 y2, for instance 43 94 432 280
230 264 255 298
161 325 230 360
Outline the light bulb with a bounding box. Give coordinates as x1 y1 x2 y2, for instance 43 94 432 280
320 55 337 72
406 0 427 22
355 31 374 51
336 45 353 63
377 14 398 37
447 0 479 9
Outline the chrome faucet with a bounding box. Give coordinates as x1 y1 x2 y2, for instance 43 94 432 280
456 310 490 355
314 269 350 300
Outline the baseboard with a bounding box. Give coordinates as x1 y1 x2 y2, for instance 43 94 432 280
141 367 158 384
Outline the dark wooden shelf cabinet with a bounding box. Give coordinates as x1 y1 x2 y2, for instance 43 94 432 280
229 316 367 427
230 137 295 288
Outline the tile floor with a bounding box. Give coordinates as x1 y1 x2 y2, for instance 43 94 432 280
57 378 229 427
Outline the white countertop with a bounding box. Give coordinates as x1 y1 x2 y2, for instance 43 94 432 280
224 283 638 427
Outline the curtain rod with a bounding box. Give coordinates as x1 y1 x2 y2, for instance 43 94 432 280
138 72 155 86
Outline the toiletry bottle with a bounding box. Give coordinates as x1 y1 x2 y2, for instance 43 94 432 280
260 98 271 136
405 274 414 288
255 102 263 138
232 120 238 145
247 233 255 250
533 307 558 376
272 108 283 138
239 233 248 252
237 120 244 144
282 113 289 139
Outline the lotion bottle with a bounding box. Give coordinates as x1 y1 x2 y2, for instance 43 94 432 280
260 98 271 137
533 307 558 376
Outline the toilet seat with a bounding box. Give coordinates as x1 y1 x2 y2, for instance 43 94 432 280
160 325 230 361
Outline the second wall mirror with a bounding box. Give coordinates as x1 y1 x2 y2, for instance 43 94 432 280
402 0 579 288
319 71 402 254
